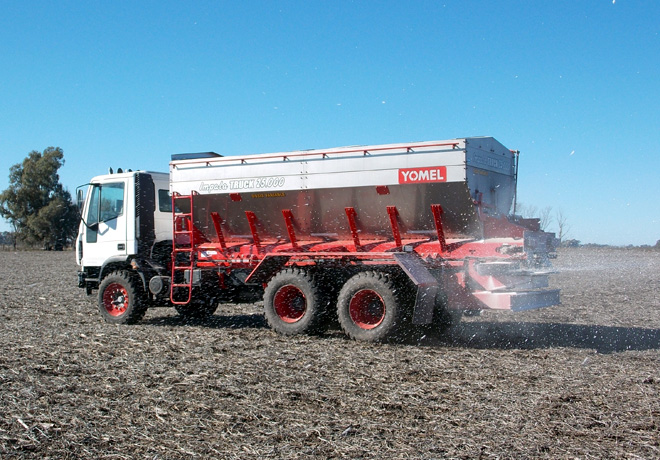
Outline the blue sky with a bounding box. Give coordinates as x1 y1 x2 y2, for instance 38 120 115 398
1 1 658 245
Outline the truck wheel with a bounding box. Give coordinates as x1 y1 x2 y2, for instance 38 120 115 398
337 271 410 342
98 270 148 324
174 296 218 319
263 268 327 335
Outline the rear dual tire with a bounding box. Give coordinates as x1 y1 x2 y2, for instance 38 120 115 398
263 268 329 335
265 269 414 342
337 271 412 342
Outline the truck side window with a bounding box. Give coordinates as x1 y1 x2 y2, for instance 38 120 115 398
99 183 125 222
87 182 125 243
158 189 172 213
87 182 125 226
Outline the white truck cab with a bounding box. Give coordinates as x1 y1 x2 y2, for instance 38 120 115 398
76 171 172 321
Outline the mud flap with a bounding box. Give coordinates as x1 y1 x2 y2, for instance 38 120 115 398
393 253 439 325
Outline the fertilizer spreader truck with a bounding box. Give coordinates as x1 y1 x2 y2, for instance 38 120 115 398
76 137 559 342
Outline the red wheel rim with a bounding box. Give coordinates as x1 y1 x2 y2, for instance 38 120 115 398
349 289 385 329
102 283 129 317
273 284 307 323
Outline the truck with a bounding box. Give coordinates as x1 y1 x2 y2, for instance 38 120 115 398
75 137 559 342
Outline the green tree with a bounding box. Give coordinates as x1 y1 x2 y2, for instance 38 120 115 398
0 147 78 249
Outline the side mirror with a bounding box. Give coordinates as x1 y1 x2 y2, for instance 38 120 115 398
76 189 84 209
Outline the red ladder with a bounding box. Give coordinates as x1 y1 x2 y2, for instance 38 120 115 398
170 192 197 304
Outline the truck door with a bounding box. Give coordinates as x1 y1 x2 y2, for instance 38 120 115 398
83 180 128 266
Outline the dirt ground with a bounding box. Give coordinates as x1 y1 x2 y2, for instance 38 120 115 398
0 248 658 459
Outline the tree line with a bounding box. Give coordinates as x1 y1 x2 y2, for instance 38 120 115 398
515 203 574 246
0 147 78 250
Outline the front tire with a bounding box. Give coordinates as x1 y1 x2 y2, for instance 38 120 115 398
263 268 327 335
337 271 411 342
98 270 148 324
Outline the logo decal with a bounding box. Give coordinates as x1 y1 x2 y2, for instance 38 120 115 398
398 166 447 184
199 176 285 193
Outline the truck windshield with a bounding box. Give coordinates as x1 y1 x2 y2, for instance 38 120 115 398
87 182 125 225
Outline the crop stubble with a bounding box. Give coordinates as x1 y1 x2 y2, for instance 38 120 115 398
0 248 658 459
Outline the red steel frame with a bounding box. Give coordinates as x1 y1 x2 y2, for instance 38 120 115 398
168 188 549 314
174 198 528 276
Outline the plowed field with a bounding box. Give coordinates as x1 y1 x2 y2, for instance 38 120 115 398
1 248 658 459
